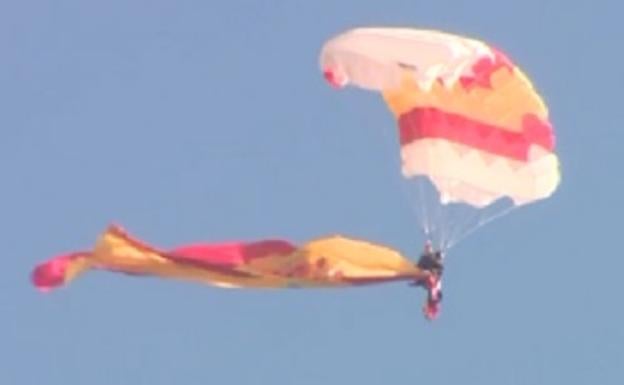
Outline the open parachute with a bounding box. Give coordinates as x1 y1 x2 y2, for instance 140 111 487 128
320 27 560 250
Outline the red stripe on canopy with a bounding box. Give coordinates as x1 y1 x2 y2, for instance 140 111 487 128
398 107 554 161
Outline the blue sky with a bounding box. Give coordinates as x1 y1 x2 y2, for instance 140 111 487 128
2 1 623 384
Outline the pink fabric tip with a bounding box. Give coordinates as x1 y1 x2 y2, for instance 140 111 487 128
31 253 83 292
323 69 345 88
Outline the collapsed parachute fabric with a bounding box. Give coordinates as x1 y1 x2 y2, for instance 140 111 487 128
31 224 429 292
320 28 560 249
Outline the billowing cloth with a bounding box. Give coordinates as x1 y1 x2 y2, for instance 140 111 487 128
31 224 429 291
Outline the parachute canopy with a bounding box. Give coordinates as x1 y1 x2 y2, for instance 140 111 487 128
320 27 560 208
320 27 560 248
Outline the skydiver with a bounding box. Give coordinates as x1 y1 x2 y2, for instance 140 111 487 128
413 241 444 320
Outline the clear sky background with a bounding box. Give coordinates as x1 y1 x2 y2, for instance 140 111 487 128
2 1 623 384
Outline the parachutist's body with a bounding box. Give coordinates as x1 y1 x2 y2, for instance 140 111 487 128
417 249 444 277
413 242 444 320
